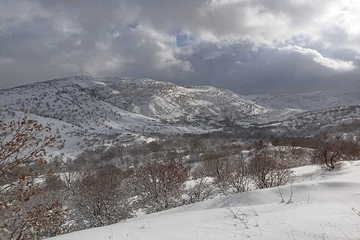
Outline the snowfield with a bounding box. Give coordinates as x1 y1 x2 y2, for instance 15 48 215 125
50 161 360 240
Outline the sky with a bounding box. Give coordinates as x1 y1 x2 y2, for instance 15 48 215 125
0 0 360 94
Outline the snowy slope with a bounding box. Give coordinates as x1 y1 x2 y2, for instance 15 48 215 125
1 76 231 154
247 90 360 112
0 76 269 129
0 110 86 156
271 105 360 135
85 77 269 124
49 161 360 240
243 90 360 125
0 75 271 154
242 89 360 132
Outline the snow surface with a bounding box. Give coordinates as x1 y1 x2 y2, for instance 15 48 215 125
50 161 360 240
246 90 360 112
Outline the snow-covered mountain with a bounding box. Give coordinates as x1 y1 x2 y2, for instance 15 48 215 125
76 76 268 123
247 90 360 112
0 76 268 154
2 75 360 153
0 76 268 126
275 105 360 135
243 90 360 132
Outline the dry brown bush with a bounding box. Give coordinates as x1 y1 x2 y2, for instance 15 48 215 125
0 109 67 240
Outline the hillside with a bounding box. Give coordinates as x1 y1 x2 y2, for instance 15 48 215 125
0 76 268 126
49 161 360 240
74 76 268 124
257 105 360 136
247 90 360 112
0 76 269 154
2 76 360 152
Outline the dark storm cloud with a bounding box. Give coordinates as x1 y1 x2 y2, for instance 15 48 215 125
171 43 359 94
0 0 359 94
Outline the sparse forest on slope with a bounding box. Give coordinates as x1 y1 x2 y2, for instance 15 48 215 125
0 76 268 154
0 76 268 128
2 76 360 154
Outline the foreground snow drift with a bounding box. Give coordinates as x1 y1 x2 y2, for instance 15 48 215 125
50 161 360 240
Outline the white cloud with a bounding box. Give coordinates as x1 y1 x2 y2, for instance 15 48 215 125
281 46 356 71
313 57 355 71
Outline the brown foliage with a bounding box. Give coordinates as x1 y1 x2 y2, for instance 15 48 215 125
0 109 65 240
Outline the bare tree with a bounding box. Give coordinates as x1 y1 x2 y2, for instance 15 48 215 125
203 150 231 186
132 161 188 213
339 138 360 161
68 165 133 229
186 168 214 203
249 149 293 189
226 157 252 193
312 134 359 170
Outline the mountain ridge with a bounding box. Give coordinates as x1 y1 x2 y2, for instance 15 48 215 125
247 89 360 111
0 76 266 155
2 75 360 154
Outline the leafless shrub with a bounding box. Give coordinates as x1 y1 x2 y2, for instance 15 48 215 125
132 161 188 213
203 150 253 194
203 151 231 186
226 157 252 193
186 168 214 203
249 149 293 189
186 178 214 203
312 134 360 170
68 165 133 229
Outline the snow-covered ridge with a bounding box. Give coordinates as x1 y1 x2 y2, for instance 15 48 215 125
0 76 268 126
2 75 360 146
94 76 269 122
0 76 268 154
244 90 360 129
247 90 360 112
268 105 360 135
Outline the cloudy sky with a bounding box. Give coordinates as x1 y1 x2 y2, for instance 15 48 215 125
0 0 360 94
